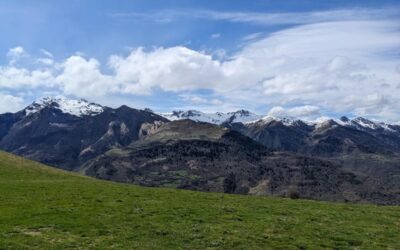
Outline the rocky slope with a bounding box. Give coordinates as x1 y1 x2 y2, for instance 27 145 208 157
227 116 400 156
83 120 400 204
0 97 168 170
161 109 400 157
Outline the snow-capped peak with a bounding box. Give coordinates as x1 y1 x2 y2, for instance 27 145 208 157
25 96 104 117
248 114 298 126
160 109 399 132
351 117 381 130
225 110 262 123
351 117 396 132
159 109 261 125
310 116 396 132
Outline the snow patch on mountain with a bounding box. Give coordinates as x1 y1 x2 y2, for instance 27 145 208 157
161 109 397 132
352 117 380 130
22 97 400 132
25 97 104 117
334 116 352 126
309 116 396 132
160 109 261 125
226 110 263 123
313 118 339 130
247 115 299 126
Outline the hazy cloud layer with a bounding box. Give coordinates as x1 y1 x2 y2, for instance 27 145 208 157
111 8 399 25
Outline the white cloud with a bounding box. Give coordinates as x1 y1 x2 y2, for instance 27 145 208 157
0 93 24 113
180 95 223 105
37 58 54 65
268 105 321 120
0 66 54 89
56 56 113 98
108 47 224 94
40 49 54 58
233 20 400 120
0 47 55 90
194 8 399 25
212 49 226 60
261 56 377 95
7 46 25 57
242 32 263 41
267 106 286 116
211 33 221 39
7 46 27 65
37 49 54 65
111 8 398 26
1 9 399 121
286 106 321 118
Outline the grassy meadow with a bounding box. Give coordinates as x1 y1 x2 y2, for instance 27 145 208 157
0 151 399 249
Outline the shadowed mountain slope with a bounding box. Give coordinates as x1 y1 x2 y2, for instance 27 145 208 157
0 98 168 170
83 120 400 204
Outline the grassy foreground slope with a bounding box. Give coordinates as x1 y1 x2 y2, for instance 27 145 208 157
0 151 399 249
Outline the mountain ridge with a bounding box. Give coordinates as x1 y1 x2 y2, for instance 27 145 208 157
6 96 399 130
0 98 169 170
1 96 400 204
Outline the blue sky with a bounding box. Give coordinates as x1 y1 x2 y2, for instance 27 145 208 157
0 0 400 122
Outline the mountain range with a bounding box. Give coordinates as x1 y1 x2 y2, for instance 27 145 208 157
1 97 399 204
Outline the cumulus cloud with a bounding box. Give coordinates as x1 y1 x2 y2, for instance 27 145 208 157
108 47 224 94
56 56 113 97
7 46 25 58
1 47 55 90
0 66 54 89
99 20 397 109
7 46 27 65
0 93 24 113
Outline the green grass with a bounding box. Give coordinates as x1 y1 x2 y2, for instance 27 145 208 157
0 151 399 249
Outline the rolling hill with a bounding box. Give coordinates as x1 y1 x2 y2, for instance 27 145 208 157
1 150 400 249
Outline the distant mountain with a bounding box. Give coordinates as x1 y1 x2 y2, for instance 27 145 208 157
160 109 262 125
1 97 400 204
160 110 400 156
0 97 168 170
24 96 104 117
233 115 400 156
